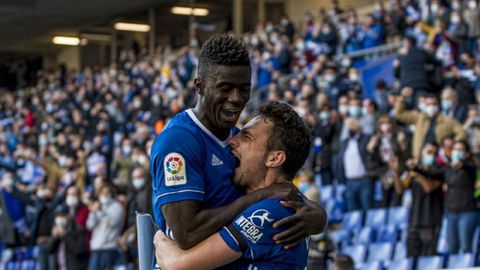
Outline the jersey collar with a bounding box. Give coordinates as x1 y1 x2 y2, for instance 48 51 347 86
186 109 232 148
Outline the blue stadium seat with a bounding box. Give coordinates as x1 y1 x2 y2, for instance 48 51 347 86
472 226 480 258
329 229 351 246
335 184 346 200
437 218 448 255
387 206 409 229
393 242 407 261
386 258 413 270
417 255 445 270
342 210 364 230
366 242 394 262
376 224 399 243
365 208 387 229
325 199 345 223
447 253 474 268
353 227 375 245
320 185 334 203
361 260 382 270
343 245 367 268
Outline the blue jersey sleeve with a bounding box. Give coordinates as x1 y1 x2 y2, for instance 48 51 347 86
219 198 294 259
150 126 206 209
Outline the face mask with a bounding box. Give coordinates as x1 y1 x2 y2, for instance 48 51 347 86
362 107 368 116
3 177 14 187
422 155 435 166
296 41 304 51
451 16 460 24
341 58 352 67
122 145 132 156
58 156 67 167
325 74 335 83
99 196 112 206
418 103 426 112
468 0 477 9
349 73 359 82
298 183 310 193
349 106 362 117
452 3 460 10
55 217 68 228
425 105 438 117
37 190 45 199
132 178 145 190
66 196 79 207
451 150 465 162
339 105 349 115
431 4 439 13
319 112 330 121
441 100 453 110
348 129 358 138
137 155 147 164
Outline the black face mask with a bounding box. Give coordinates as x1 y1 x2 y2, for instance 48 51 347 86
348 129 357 138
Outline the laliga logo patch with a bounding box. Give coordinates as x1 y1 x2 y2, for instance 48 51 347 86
235 209 273 243
164 153 187 186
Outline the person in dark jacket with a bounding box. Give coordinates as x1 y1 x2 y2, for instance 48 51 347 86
337 117 373 211
414 140 479 254
394 36 442 94
47 211 89 270
313 104 338 186
366 115 410 207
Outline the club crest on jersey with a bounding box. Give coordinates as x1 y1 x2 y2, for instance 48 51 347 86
235 209 273 243
164 153 187 186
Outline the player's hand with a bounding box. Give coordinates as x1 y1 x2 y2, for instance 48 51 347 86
262 182 300 202
153 230 182 269
272 201 327 249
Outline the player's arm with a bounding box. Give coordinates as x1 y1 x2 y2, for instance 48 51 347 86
154 230 241 270
271 198 327 248
163 182 292 249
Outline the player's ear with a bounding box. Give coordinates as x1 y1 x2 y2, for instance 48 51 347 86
265 151 286 168
194 78 205 96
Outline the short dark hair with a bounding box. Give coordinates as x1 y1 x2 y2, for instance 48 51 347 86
258 101 312 179
334 254 355 270
197 34 250 79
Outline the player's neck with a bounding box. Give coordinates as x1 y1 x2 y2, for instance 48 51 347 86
246 171 289 193
192 105 230 141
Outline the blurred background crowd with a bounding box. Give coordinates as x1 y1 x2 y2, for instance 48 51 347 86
1 0 480 269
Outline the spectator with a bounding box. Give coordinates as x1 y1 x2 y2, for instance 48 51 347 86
414 141 479 253
394 91 466 158
463 0 480 53
312 104 337 185
86 184 125 270
360 14 384 49
463 105 480 158
64 186 90 237
111 138 135 188
367 115 410 207
280 14 295 42
119 166 152 266
46 210 89 270
402 142 444 257
337 118 374 211
394 36 442 94
297 170 320 202
440 86 468 122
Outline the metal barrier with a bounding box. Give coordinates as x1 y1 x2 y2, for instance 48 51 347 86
335 42 402 61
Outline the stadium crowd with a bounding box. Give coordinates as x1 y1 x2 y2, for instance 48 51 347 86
0 0 480 269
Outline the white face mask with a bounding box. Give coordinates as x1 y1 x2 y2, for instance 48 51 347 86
425 105 438 117
132 178 145 190
99 196 112 206
468 0 477 9
55 217 68 228
66 196 79 207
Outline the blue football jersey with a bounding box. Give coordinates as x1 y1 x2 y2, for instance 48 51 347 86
219 198 309 270
150 109 243 235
